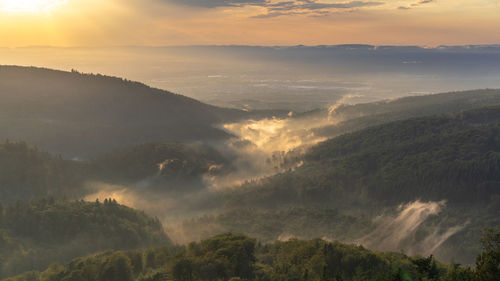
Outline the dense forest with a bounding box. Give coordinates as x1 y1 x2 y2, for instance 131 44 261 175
0 66 499 280
0 200 169 278
177 105 500 263
228 105 500 206
0 141 234 203
2 103 500 266
311 89 500 139
3 230 499 281
89 142 232 190
0 141 85 204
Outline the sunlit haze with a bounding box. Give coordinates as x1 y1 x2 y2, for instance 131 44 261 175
0 0 499 46
1 0 66 13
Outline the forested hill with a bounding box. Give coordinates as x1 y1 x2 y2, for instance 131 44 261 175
0 141 85 204
89 142 230 185
229 105 500 207
0 140 233 204
314 89 500 139
0 199 170 278
0 65 248 157
4 231 499 281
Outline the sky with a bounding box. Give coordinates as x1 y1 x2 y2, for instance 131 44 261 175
0 0 499 47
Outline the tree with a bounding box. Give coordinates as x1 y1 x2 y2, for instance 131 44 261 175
475 228 500 281
412 255 439 280
99 253 134 281
172 258 194 281
446 263 474 281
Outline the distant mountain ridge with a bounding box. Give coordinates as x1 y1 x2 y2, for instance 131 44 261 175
0 65 249 158
164 44 500 73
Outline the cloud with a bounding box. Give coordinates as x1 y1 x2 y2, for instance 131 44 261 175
165 0 384 17
398 0 434 10
165 0 267 8
251 0 385 18
267 0 384 11
411 0 434 7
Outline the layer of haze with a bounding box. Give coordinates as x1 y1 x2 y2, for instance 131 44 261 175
2 46 500 112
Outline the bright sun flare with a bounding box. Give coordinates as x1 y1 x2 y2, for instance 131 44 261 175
0 0 66 13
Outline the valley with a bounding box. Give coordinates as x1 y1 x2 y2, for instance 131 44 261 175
0 66 498 280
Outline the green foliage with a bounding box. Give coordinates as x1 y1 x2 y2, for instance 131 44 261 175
0 199 169 279
445 263 474 281
5 231 499 281
316 89 500 140
172 259 194 281
411 255 440 280
180 207 372 243
228 105 500 208
208 105 500 265
0 139 234 203
475 228 500 281
1 233 462 281
99 253 135 281
89 142 230 187
0 141 85 204
255 238 396 281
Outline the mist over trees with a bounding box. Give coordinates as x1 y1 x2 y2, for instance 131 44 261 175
0 66 499 280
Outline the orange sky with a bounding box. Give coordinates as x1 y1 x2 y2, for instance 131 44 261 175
0 0 499 47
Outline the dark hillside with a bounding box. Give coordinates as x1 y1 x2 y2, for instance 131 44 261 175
0 66 247 157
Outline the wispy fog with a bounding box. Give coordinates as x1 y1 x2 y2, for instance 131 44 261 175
360 201 468 257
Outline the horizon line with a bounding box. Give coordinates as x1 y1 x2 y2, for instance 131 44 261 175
2 43 500 49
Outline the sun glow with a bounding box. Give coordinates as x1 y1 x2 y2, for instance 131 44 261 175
1 0 66 13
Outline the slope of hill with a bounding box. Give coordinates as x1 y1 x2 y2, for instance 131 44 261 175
89 142 231 187
0 140 236 203
0 141 85 204
4 231 498 281
312 89 500 139
182 105 500 263
0 199 169 278
0 65 249 158
232 105 500 207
